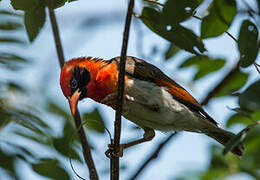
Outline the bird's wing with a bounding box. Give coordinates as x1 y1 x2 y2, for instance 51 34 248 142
111 56 217 125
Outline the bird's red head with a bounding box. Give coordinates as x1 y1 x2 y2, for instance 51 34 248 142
60 58 92 115
60 57 118 115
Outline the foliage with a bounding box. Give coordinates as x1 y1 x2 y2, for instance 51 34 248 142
0 0 260 179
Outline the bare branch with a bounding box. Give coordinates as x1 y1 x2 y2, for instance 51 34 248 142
73 110 99 180
110 0 135 179
46 0 65 68
46 1 98 179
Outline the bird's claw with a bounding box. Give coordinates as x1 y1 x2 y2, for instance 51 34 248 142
105 144 124 158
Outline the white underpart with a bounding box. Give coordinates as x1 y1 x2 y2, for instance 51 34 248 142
123 78 208 132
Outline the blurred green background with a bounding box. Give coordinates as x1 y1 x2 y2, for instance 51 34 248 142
0 0 260 179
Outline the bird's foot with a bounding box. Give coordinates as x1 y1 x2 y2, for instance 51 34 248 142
105 144 124 158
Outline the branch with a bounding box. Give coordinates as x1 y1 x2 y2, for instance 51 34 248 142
110 0 135 179
128 132 178 180
46 0 65 68
74 110 99 180
201 61 240 106
46 1 98 179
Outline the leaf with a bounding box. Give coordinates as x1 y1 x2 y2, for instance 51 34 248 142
162 0 199 25
140 7 206 55
215 71 249 97
179 55 225 80
238 20 259 68
226 114 254 128
32 158 70 180
0 53 28 63
10 0 39 11
201 0 236 39
53 137 82 162
0 10 22 16
239 80 260 112
83 108 105 133
223 124 255 155
53 0 67 8
164 43 180 60
0 150 15 174
47 101 70 119
24 4 46 42
6 82 27 93
0 37 25 44
0 21 23 30
14 131 50 145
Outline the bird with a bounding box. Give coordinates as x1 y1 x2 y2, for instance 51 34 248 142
60 56 244 157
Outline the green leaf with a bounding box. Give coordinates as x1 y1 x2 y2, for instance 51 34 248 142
24 4 46 42
32 158 70 180
53 0 67 8
6 82 27 93
47 101 70 119
53 137 82 162
215 71 249 97
256 0 260 14
179 55 225 80
0 53 28 63
238 20 259 68
239 80 260 112
10 0 39 11
140 7 206 55
0 10 22 16
201 0 236 39
14 131 50 145
164 44 180 60
226 114 254 128
223 124 255 155
83 108 105 133
162 0 199 25
0 21 23 30
0 150 15 172
0 37 25 44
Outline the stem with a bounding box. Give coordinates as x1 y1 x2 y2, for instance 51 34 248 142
46 1 98 179
111 0 135 179
46 0 65 68
74 110 99 180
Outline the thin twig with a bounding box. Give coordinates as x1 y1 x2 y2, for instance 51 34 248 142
253 63 260 74
46 1 98 179
143 0 164 6
46 0 65 68
224 31 238 43
128 132 178 180
74 111 99 180
110 0 135 179
201 61 240 106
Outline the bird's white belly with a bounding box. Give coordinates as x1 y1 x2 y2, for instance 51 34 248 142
123 79 202 132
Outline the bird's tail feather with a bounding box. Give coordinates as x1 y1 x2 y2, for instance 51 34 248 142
205 126 244 157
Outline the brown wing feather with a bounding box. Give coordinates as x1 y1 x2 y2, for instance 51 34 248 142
111 56 217 125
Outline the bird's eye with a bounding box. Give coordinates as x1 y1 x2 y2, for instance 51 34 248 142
70 78 78 89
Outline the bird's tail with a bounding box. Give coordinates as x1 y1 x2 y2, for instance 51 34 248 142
205 126 244 157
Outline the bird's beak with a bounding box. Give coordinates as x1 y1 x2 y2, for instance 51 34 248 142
68 89 81 115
